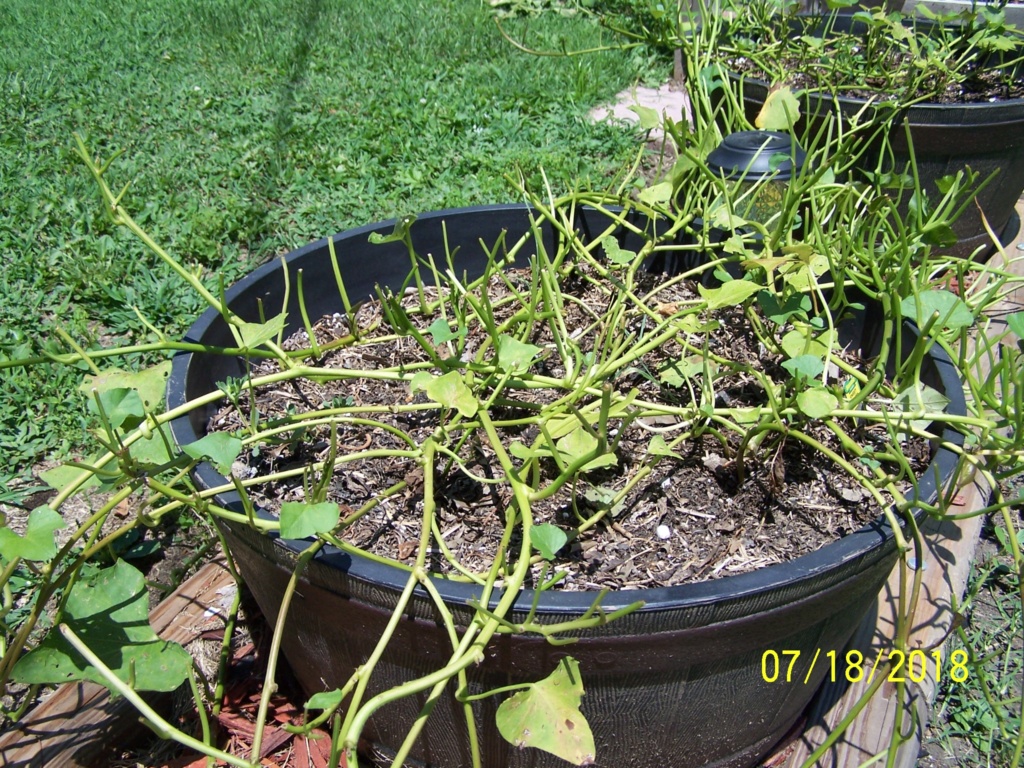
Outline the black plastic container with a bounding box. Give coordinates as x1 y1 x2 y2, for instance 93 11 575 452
168 204 965 768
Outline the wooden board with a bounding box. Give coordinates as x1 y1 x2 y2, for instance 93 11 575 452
773 202 1024 767
0 560 236 768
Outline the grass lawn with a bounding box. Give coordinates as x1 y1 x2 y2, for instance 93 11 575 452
0 0 650 474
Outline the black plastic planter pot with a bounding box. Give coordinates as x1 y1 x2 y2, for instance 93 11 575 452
168 204 966 768
726 15 1024 258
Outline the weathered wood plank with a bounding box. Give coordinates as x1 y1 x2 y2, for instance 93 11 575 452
775 201 1024 767
0 559 236 768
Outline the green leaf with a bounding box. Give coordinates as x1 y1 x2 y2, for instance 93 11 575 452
556 428 616 472
532 523 568 560
600 236 638 266
39 462 101 493
280 501 341 539
1006 312 1024 340
81 361 172 413
497 335 543 374
87 388 146 431
698 280 761 310
899 291 974 331
780 326 835 359
757 290 811 324
658 357 709 387
368 214 417 244
424 371 478 417
781 354 824 383
629 104 662 131
182 433 243 475
0 506 66 562
427 318 466 345
893 384 950 436
755 86 800 131
796 388 838 419
237 312 287 351
12 561 191 692
638 181 674 206
306 689 345 711
496 657 596 765
647 434 682 460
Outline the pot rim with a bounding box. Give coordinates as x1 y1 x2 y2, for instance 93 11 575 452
167 202 967 615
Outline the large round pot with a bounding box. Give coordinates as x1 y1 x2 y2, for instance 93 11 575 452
167 204 966 768
726 14 1024 257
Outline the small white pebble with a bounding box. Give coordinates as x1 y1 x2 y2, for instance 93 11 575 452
656 524 672 540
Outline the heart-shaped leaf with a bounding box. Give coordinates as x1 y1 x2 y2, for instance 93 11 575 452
755 86 800 131
81 361 172 413
796 388 838 419
238 312 288 351
532 523 568 560
280 501 341 539
497 335 543 374
600 236 638 266
782 354 824 383
427 318 466 345
496 657 595 765
423 371 478 417
899 290 973 331
0 506 66 562
699 280 761 310
182 433 243 475
87 388 146 431
12 561 191 692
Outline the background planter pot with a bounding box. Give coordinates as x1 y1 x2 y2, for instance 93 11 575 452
727 15 1024 258
168 204 966 768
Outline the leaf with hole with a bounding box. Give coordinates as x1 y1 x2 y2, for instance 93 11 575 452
11 561 191 692
280 501 341 539
81 361 172 413
600 236 638 266
496 657 595 765
0 506 66 562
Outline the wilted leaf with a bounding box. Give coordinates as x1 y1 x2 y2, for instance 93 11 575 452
755 86 800 131
496 657 596 765
647 434 683 459
629 103 662 131
532 523 568 560
81 361 172 413
368 214 417 244
424 371 478 417
497 335 543 374
280 501 341 539
0 506 66 562
12 561 191 692
893 384 950 436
